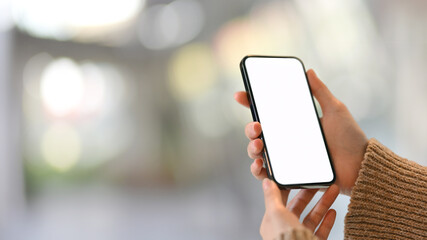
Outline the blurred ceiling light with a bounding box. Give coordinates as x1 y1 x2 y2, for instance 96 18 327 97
41 123 81 171
138 0 204 50
12 0 144 41
0 0 13 32
66 0 143 28
40 58 85 117
168 43 217 101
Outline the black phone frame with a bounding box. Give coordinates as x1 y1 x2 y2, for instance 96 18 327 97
240 55 336 189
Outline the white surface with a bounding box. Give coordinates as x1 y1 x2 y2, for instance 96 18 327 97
244 57 334 186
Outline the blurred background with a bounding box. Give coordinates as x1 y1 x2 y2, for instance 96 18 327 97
1 0 427 239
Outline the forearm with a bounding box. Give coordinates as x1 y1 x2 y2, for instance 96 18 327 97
345 138 427 239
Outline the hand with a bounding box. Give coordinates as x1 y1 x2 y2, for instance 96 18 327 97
234 69 368 195
261 179 339 240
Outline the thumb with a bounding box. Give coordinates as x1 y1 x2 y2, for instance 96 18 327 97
306 69 339 113
263 179 287 211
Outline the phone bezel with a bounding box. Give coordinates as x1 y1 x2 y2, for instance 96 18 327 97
240 55 336 189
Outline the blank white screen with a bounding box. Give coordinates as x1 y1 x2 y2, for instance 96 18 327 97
244 57 334 186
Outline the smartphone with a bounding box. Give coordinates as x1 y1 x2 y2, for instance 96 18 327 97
240 56 335 189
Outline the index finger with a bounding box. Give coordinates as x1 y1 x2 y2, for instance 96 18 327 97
302 185 339 231
234 91 250 108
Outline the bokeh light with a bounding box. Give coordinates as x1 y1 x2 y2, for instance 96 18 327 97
214 18 265 78
40 58 85 117
41 123 81 171
138 0 204 50
164 0 204 45
214 1 302 79
23 54 133 171
79 63 106 116
168 43 217 101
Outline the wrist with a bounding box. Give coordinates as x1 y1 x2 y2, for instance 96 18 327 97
345 138 369 196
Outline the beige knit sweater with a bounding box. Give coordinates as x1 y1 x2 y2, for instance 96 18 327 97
275 139 427 240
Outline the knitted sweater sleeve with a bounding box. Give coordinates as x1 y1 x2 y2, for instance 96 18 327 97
344 138 427 239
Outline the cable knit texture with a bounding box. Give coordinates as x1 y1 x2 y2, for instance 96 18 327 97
345 138 427 239
274 228 318 240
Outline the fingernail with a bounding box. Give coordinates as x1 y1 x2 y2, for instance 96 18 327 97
263 178 271 190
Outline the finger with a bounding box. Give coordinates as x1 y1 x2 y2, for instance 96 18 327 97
245 122 262 140
234 91 250 108
287 189 319 217
247 139 264 159
250 159 268 180
306 69 340 113
280 190 290 207
314 209 336 240
251 160 287 207
263 179 289 211
302 184 339 231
